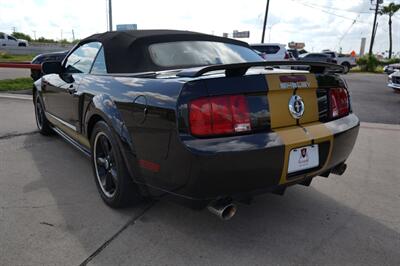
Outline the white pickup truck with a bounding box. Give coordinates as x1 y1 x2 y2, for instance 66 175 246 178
323 51 357 74
0 32 29 47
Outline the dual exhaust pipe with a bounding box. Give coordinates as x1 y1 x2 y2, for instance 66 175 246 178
207 202 237 220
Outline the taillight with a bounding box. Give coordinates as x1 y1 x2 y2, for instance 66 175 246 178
284 52 289 59
189 95 251 137
329 88 349 119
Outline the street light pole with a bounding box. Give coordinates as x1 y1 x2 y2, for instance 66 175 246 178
261 0 270 43
108 0 113 31
368 0 381 55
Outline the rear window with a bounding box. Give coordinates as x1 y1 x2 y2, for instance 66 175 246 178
252 45 280 54
148 41 263 68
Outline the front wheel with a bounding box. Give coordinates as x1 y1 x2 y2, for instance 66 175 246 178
90 121 142 208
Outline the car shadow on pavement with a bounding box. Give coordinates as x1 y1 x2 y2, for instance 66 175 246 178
18 134 149 265
23 134 400 265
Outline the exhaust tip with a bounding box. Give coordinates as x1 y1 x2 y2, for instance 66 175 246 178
332 163 347 176
207 203 237 220
221 204 237 220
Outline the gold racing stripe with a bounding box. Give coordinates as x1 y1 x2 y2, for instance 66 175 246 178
265 73 334 184
266 73 318 128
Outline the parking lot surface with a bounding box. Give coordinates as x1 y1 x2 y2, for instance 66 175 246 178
0 68 30 80
345 73 399 124
0 73 399 265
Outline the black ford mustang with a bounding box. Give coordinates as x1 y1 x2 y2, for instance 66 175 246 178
34 30 359 219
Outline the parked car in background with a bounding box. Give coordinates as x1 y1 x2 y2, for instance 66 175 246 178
30 50 69 81
287 48 299 60
298 53 337 64
0 32 29 47
250 43 289 61
384 63 400 75
388 71 400 91
322 51 356 74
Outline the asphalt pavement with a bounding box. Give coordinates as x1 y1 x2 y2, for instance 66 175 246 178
344 73 399 124
0 73 399 265
0 68 30 80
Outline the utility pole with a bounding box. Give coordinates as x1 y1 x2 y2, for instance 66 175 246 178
108 0 113 31
368 0 381 55
33 30 36 40
12 27 16 33
261 0 270 43
72 29 75 41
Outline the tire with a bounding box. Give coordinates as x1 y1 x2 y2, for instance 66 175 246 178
90 121 142 208
34 94 53 135
341 63 350 74
18 43 26 47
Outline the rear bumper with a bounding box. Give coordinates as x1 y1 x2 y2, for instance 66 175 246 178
168 114 359 207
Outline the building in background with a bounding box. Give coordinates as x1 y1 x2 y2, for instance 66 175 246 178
116 24 137 31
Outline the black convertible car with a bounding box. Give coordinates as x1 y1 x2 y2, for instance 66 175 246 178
34 30 359 219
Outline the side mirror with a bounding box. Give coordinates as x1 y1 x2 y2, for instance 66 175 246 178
42 61 63 75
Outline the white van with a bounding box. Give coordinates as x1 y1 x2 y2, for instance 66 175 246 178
250 43 289 61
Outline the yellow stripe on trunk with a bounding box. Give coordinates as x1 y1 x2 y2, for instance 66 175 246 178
265 73 334 184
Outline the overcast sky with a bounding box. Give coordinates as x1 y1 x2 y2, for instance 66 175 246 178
1 0 400 55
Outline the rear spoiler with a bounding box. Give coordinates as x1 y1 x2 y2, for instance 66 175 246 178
176 61 345 78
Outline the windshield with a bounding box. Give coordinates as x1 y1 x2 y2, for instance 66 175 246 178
148 41 263 68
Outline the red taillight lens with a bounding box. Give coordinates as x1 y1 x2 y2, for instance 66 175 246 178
189 95 251 137
329 88 349 118
284 52 289 59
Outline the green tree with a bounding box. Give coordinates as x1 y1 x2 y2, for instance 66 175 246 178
380 3 400 59
11 32 32 42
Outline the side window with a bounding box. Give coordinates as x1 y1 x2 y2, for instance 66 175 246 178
64 42 101 74
0 33 4 39
266 46 280 54
91 47 107 74
7 36 17 41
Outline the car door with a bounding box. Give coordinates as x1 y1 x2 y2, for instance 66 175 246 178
6 35 18 46
42 42 102 134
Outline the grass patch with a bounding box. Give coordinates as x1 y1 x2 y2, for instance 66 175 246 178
0 52 35 62
350 66 384 74
0 78 33 91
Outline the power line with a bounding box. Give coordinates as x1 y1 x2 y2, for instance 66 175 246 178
290 0 369 24
336 15 360 50
296 1 373 14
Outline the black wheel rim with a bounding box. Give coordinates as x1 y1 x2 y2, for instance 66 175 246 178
93 132 118 198
35 99 44 130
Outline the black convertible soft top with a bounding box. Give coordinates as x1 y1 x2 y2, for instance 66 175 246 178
81 30 251 73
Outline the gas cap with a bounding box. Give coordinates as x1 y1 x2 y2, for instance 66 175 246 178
133 95 148 124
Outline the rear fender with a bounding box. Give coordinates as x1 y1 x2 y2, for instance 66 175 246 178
84 94 133 151
84 94 147 191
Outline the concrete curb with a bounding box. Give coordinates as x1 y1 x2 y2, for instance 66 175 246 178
360 122 400 131
0 93 32 100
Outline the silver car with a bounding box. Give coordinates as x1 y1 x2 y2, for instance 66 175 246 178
388 70 400 91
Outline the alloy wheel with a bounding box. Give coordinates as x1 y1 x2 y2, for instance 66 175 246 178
93 132 118 198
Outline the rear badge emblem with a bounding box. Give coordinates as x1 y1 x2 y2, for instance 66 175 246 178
289 95 305 119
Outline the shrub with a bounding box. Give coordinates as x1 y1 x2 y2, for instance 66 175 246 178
11 32 32 42
357 55 380 72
